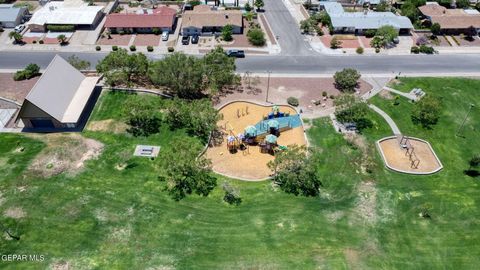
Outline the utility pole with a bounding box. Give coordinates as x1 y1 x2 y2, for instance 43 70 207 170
456 103 475 137
266 70 271 103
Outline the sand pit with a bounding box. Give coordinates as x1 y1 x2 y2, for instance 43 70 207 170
377 136 443 174
206 101 307 180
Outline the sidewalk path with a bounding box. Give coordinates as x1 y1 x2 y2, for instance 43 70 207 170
383 86 417 101
362 76 392 100
369 104 401 135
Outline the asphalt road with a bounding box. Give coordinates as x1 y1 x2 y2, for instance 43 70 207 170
0 51 478 75
263 0 312 56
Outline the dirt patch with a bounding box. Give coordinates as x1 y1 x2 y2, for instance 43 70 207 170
27 134 104 178
344 248 361 269
51 261 70 270
353 181 377 224
4 207 26 219
86 119 128 134
378 90 394 100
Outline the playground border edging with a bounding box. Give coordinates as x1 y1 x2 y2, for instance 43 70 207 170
376 135 444 175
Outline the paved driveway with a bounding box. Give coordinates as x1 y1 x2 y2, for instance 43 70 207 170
263 0 312 56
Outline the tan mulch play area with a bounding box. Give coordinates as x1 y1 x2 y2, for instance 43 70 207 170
206 101 307 180
377 136 442 174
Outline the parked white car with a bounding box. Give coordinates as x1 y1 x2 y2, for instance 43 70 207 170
161 31 169 41
14 24 25 33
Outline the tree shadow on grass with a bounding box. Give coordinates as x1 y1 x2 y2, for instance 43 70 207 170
464 170 480 178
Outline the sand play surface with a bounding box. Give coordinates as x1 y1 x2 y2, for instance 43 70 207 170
378 137 442 174
206 101 307 180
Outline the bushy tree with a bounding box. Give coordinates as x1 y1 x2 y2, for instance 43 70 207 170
57 34 67 45
164 98 220 141
431 22 441 36
370 36 386 49
334 68 361 92
222 182 242 205
268 145 321 197
334 94 371 130
401 2 420 23
159 137 217 201
254 0 264 10
411 95 442 128
8 31 23 44
203 47 240 95
13 63 40 81
330 36 342 49
149 53 205 98
96 49 149 87
247 27 266 46
221 24 234 41
67 55 91 70
126 112 162 137
376 25 398 43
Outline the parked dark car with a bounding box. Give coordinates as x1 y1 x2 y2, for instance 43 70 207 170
182 35 190 45
226 49 245 58
191 35 199 44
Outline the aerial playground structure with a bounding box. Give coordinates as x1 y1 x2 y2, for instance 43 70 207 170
226 105 302 155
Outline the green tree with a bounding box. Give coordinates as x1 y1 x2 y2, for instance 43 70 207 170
8 31 23 44
267 145 321 197
254 0 264 10
159 137 217 201
164 98 220 141
334 94 370 128
67 55 91 70
330 36 342 49
456 0 470 8
221 24 234 41
247 27 266 46
401 2 419 23
126 111 162 137
431 22 441 35
57 34 67 44
149 53 204 98
375 0 390 11
370 35 386 49
334 68 361 92
203 47 240 95
245 2 252 12
222 182 242 205
376 25 398 43
469 154 480 169
300 19 313 34
411 95 442 128
96 49 149 87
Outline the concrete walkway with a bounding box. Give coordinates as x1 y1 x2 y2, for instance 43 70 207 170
383 86 417 101
362 76 393 100
369 104 401 135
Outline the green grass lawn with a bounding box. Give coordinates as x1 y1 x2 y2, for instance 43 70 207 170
0 81 479 269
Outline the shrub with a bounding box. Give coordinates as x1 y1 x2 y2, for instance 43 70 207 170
112 45 118 51
375 48 380 53
431 23 441 35
375 25 398 43
419 45 435 54
168 46 174 52
13 63 40 81
147 46 154 52
411 46 420 54
95 45 101 51
222 182 242 205
32 40 37 44
322 91 327 97
330 36 341 49
329 94 335 99
126 112 162 137
416 36 429 46
152 28 160 35
39 40 44 44
222 24 234 41
129 45 136 51
356 47 364 54
46 25 74 32
287 97 299 107
247 28 266 46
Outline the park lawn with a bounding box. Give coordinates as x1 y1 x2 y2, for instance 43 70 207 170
0 80 479 269
363 77 480 269
0 92 370 269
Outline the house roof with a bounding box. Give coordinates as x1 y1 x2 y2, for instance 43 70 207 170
0 4 26 22
182 5 242 28
105 7 176 28
23 55 99 123
321 2 413 29
27 0 103 26
418 3 480 29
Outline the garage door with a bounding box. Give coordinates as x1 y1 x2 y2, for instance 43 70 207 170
31 119 54 128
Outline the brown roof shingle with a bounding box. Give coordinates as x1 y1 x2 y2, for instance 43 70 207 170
182 5 242 28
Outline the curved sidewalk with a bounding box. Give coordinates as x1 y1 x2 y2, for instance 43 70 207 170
369 104 401 135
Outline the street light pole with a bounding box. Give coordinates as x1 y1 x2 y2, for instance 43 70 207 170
266 70 271 103
456 103 475 137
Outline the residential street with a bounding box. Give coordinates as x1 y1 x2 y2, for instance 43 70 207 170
0 51 478 75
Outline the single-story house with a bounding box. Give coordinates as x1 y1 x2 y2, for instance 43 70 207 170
418 3 480 35
321 2 413 34
16 55 100 130
182 5 243 36
27 0 104 32
0 4 28 28
105 7 176 34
